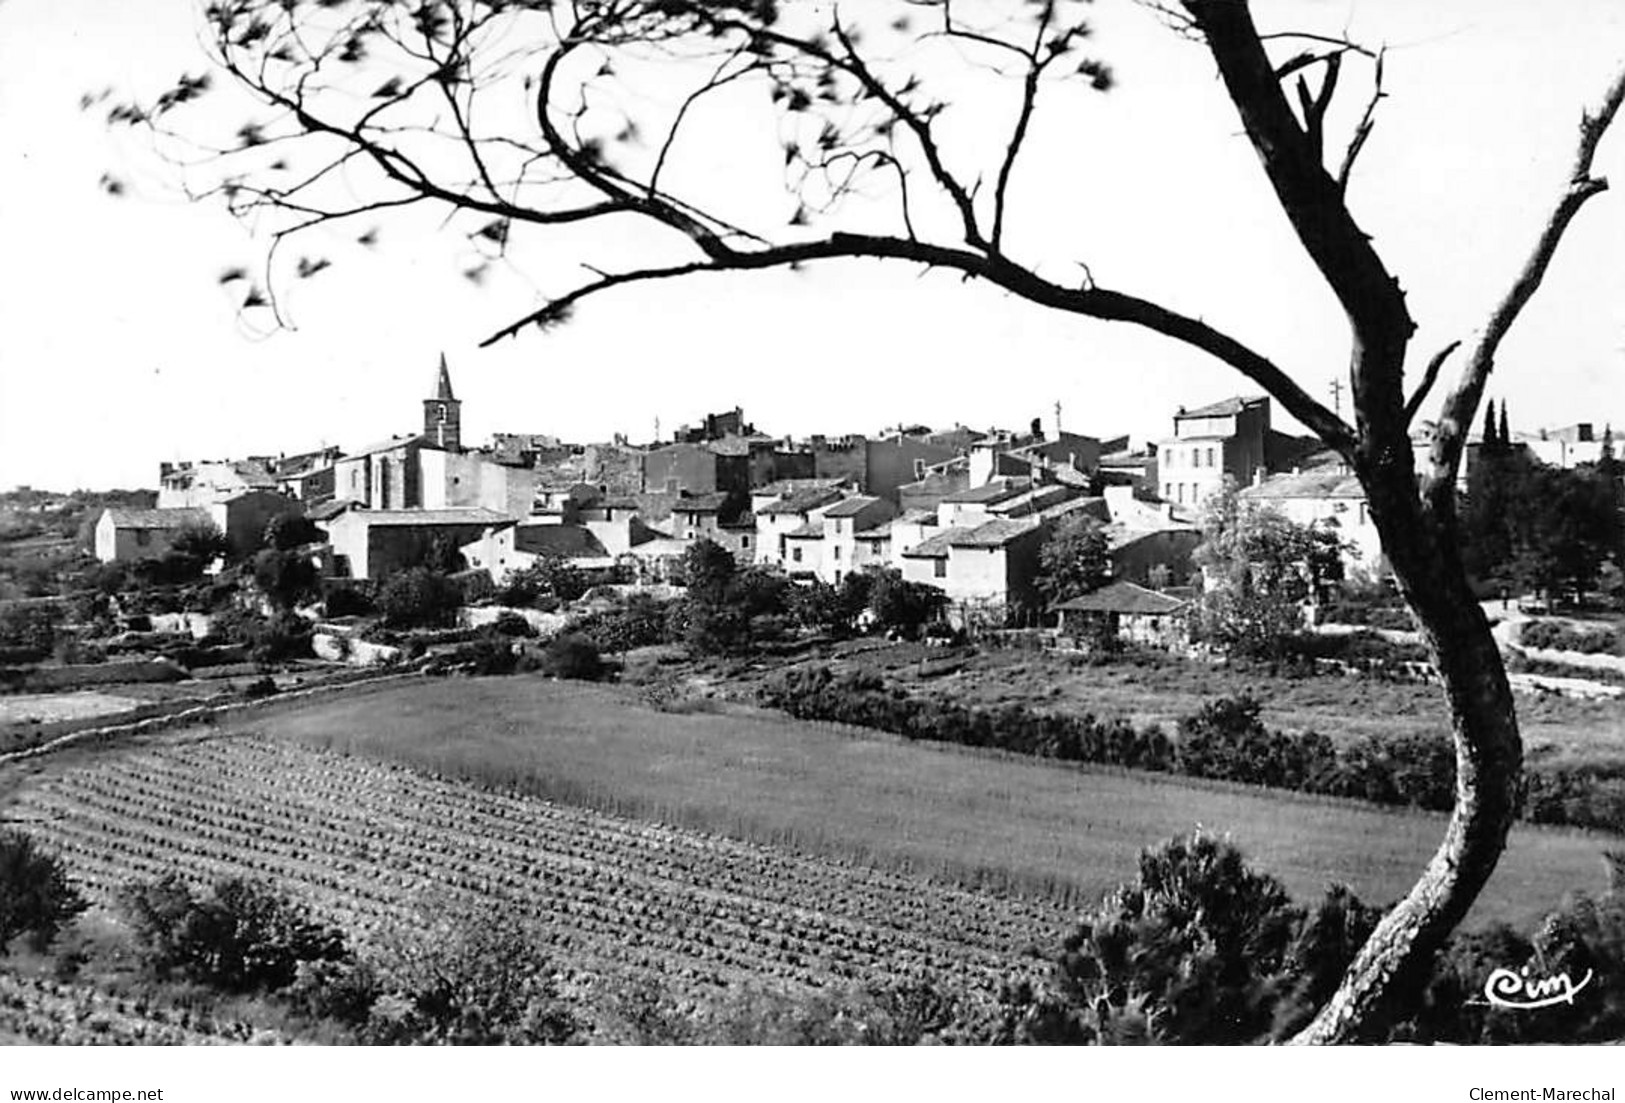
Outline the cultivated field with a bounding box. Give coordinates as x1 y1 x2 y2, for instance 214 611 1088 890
5 735 1068 1011
247 676 1615 928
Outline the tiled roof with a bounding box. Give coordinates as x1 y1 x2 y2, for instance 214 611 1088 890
1239 470 1365 500
307 498 360 522
938 480 1030 506
987 484 1077 516
759 488 844 515
229 462 278 489
344 434 427 459
822 495 881 518
673 492 733 513
625 536 690 559
854 511 933 541
335 508 509 527
948 518 1041 548
1053 580 1188 616
784 521 824 539
512 524 610 558
901 528 970 558
754 478 844 499
1099 450 1154 467
104 507 211 530
1177 396 1265 419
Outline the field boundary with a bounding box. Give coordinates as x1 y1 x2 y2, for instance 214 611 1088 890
0 665 430 767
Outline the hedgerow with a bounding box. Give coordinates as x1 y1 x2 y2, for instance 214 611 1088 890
758 667 1622 832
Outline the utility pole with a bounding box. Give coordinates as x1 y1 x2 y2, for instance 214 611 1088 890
1329 378 1344 417
1054 399 1063 437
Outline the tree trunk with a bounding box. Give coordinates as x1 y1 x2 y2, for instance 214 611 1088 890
1291 459 1523 1044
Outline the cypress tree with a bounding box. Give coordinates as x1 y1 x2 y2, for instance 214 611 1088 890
1482 399 1498 450
1498 402 1511 449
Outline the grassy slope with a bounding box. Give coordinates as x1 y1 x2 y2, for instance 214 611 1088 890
253 676 1615 930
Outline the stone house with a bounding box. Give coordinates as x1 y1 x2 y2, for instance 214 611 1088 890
900 517 1049 623
816 495 897 586
897 458 972 515
1157 395 1270 509
95 490 302 562
1053 580 1190 649
319 507 510 580
641 441 750 497
157 459 278 508
782 521 824 578
95 507 213 563
1237 465 1383 571
754 486 847 568
459 522 616 585
935 478 1032 529
864 435 962 504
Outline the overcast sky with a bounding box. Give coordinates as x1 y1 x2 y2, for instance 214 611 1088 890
2 0 1623 491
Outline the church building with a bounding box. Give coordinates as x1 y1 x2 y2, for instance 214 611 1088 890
330 355 537 518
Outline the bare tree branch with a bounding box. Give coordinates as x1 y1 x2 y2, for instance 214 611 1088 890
1403 339 1461 426
1335 49 1385 193
1422 65 1625 511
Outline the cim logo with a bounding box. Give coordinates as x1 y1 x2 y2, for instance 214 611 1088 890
1481 965 1595 1011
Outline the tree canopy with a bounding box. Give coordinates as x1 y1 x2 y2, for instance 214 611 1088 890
1037 512 1110 606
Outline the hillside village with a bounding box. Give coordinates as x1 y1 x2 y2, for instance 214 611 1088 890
77 360 1336 621
68 354 1616 644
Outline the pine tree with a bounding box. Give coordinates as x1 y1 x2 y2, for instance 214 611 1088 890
1499 402 1512 449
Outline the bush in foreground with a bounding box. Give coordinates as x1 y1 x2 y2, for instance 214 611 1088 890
542 633 605 681
118 874 348 993
0 831 87 954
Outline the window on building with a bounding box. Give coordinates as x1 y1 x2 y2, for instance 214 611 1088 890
1206 447 1215 467
742 536 751 548
1176 484 1184 504
792 547 802 563
933 559 947 578
135 529 151 547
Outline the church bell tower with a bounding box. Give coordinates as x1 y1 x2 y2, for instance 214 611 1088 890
424 353 462 451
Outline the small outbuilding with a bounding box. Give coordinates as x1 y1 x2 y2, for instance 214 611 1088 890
1052 580 1190 649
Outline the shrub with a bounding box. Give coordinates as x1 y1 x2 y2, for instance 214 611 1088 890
0 831 87 954
263 514 322 551
490 610 536 638
253 548 319 611
572 595 669 653
242 675 279 699
358 903 579 1045
542 634 604 681
117 874 348 994
377 567 460 629
217 609 313 666
434 636 523 676
1520 621 1621 655
0 602 59 653
1050 832 1313 1044
323 582 374 617
867 569 947 639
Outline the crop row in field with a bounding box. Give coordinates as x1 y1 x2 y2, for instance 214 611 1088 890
8 735 1073 1006
255 678 1616 931
0 970 274 1046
